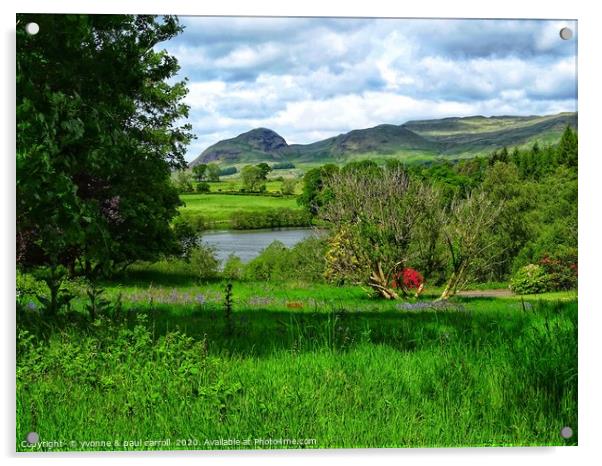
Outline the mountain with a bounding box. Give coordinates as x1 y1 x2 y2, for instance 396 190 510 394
189 112 577 166
191 128 288 166
287 124 440 160
404 112 577 155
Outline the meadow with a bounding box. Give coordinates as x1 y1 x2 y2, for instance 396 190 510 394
180 193 302 226
16 259 578 451
206 178 304 195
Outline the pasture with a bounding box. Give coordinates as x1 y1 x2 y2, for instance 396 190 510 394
179 193 301 225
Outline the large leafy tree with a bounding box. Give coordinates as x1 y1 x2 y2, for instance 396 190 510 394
17 14 193 276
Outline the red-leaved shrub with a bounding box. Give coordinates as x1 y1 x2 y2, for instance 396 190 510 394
391 267 424 291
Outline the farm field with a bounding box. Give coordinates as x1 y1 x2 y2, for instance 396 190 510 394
179 193 302 225
206 178 304 195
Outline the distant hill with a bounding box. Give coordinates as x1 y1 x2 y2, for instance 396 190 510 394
404 112 577 155
189 112 577 166
191 128 288 166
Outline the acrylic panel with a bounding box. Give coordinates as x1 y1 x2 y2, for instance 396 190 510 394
16 14 578 452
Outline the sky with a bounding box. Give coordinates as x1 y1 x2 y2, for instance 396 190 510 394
161 17 578 162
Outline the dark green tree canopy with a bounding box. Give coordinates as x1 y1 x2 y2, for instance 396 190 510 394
17 14 193 274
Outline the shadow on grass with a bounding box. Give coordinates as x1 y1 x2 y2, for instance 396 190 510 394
18 298 577 359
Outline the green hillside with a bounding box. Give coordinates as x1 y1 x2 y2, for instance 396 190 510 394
189 112 577 166
404 112 577 155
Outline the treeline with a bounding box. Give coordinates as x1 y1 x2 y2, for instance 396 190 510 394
297 127 578 296
174 208 312 235
230 208 312 230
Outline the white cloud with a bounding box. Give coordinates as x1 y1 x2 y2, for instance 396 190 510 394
163 17 578 160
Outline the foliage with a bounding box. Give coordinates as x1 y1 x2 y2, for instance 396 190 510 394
272 161 295 170
321 166 439 299
85 282 114 320
324 227 368 285
240 165 266 192
222 254 244 281
243 241 289 281
391 268 424 291
256 162 272 180
194 181 211 193
206 163 221 182
16 269 49 301
223 282 234 336
556 126 578 168
510 264 551 295
189 244 220 281
172 216 202 258
539 253 577 291
229 208 312 230
192 164 208 182
244 237 327 282
172 170 194 193
477 161 535 281
280 178 298 195
32 266 76 315
297 164 339 214
439 190 503 299
218 166 238 176
17 14 193 275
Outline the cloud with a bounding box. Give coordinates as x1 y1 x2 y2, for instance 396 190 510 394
160 17 578 160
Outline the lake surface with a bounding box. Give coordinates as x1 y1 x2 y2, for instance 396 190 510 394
202 227 324 264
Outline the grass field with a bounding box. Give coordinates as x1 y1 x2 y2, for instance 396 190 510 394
207 178 304 195
16 262 578 451
180 193 302 225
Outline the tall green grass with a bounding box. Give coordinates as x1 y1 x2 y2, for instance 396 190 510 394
17 295 577 451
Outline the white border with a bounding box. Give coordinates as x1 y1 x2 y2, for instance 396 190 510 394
2 1 600 465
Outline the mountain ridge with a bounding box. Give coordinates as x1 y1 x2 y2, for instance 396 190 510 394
189 112 577 166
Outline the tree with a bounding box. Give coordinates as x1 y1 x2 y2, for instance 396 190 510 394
479 162 535 280
17 14 193 279
240 165 265 192
297 164 339 214
556 125 578 168
256 162 272 180
439 190 503 300
280 178 297 195
206 163 221 182
192 163 208 182
173 170 194 193
321 167 438 299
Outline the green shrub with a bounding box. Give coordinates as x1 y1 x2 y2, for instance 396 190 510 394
189 243 220 280
539 251 577 291
223 254 244 281
510 264 551 294
173 216 207 257
195 181 211 193
244 241 288 281
244 237 327 282
16 270 49 300
280 178 297 195
288 236 327 282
